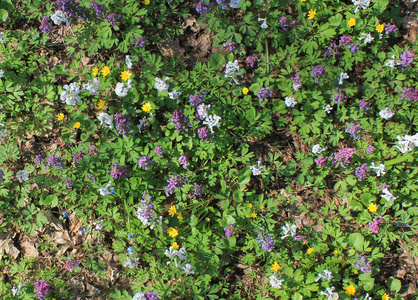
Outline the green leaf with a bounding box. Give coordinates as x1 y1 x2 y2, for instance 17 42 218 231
359 273 375 291
233 190 243 203
0 9 8 22
329 13 342 26
385 151 413 165
209 53 225 70
348 232 364 251
388 277 401 293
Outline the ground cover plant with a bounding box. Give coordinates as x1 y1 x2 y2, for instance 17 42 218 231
0 0 417 299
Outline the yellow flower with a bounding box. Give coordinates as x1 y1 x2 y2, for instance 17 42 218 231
334 250 339 255
348 18 356 27
353 269 359 274
252 212 257 218
382 293 390 300
259 205 265 210
142 102 152 112
120 70 132 81
242 87 249 94
57 113 64 121
368 203 378 213
102 66 110 77
308 9 317 20
74 122 81 129
144 0 150 4
307 248 314 254
96 100 105 110
171 242 179 250
271 262 280 272
92 67 99 77
177 212 183 220
345 285 356 296
248 203 253 209
168 205 176 217
301 0 307 2
168 227 178 238
376 24 384 33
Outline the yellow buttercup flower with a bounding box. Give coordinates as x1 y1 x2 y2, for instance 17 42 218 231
301 0 307 2
307 248 314 254
57 113 64 121
382 293 390 300
334 250 339 255
242 87 249 94
120 70 132 81
144 0 150 4
168 227 178 238
376 24 384 33
171 242 179 250
271 262 280 272
248 203 253 209
348 18 356 27
96 100 105 110
92 67 99 77
102 66 110 77
345 285 356 296
308 9 317 20
177 212 183 220
259 205 265 210
368 203 378 213
74 122 81 129
252 212 257 218
168 205 176 217
142 102 152 112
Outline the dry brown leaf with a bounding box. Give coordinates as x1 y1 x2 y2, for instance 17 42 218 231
0 233 20 259
20 240 39 258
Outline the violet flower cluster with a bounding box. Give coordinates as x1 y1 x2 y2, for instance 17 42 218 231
138 156 157 170
355 163 370 181
247 55 257 68
106 13 122 27
47 154 63 170
314 156 328 166
171 109 191 134
224 223 234 238
39 17 53 33
110 163 130 179
257 87 273 102
131 36 146 48
196 0 213 14
92 1 106 17
332 88 346 104
279 16 292 31
113 113 133 137
155 145 163 156
291 69 302 91
179 155 188 169
136 192 162 229
54 0 86 21
0 169 4 183
399 87 418 102
198 127 209 141
366 145 375 154
354 254 372 273
223 41 235 51
369 216 383 234
72 150 84 163
189 93 204 105
399 50 414 69
332 148 356 168
193 182 204 196
359 99 370 110
33 280 49 300
257 228 275 251
311 65 327 83
165 175 187 197
345 123 360 140
65 257 80 272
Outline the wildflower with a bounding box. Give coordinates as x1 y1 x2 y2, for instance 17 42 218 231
131 36 146 48
332 88 346 103
34 280 49 300
279 16 292 31
60 82 81 105
250 161 265 175
339 35 353 47
115 79 132 97
92 67 99 76
93 219 103 230
47 154 63 170
242 87 249 94
348 18 356 27
400 87 418 102
345 123 360 138
285 96 297 107
312 144 326 154
171 242 179 249
248 203 253 209
257 87 273 102
229 0 241 8
382 293 390 300
369 162 385 177
354 254 372 273
334 250 339 255
97 112 114 129
168 227 179 238
153 146 163 157
57 113 64 121
315 269 333 282
196 103 210 120
114 113 133 136
323 105 333 113
145 0 150 4
189 93 204 105
102 66 110 77
39 17 53 33
154 76 169 92
332 147 356 168
339 72 349 85
355 163 369 180
257 229 274 251
259 204 265 210
271 262 280 272
138 156 157 170
51 10 70 26
169 90 182 100
16 170 29 182
106 13 122 27
366 145 375 154
203 115 221 134
258 18 268 29
165 175 187 197
381 188 396 201
55 0 86 20
34 155 43 165
124 256 139 268
385 25 396 35
224 60 241 84
247 55 257 68
11 283 22 296
400 50 414 68
0 69 4 79
321 287 339 300
65 257 80 272
359 99 370 110
359 32 374 44
345 285 356 296
196 0 213 14
168 205 176 217
96 100 105 110
92 1 106 17
223 40 235 51
72 151 84 163
177 212 183 220
125 56 132 69
281 223 297 239
110 162 130 179
379 107 394 119
395 133 418 153
252 212 257 218
291 69 302 91
348 42 359 53
308 9 317 20
224 223 234 238
311 65 326 83
142 102 152 112
182 263 195 274
165 246 188 267
193 182 204 196
368 203 378 212
73 122 80 129
269 273 284 289
352 0 370 13
120 70 132 81
136 193 161 229
307 248 314 254
376 24 384 33
369 216 383 234
315 156 328 166
98 181 113 196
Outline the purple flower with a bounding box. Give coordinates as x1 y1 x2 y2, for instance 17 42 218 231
247 55 257 68
294 235 307 242
165 175 187 197
400 50 414 68
171 109 190 134
88 144 98 156
399 87 418 102
144 291 160 300
131 36 146 48
366 145 375 154
193 182 204 195
54 0 86 20
179 155 188 169
138 156 156 170
65 257 80 272
311 65 326 83
223 40 235 51
47 154 63 170
339 35 352 47
359 99 370 110
355 163 370 181
224 223 234 238
323 42 339 57
332 88 346 103
137 192 154 221
332 148 356 168
369 216 383 234
110 163 130 179
257 231 275 251
347 43 359 53
196 0 213 14
34 154 43 165
39 17 53 33
345 123 360 140
113 113 133 137
155 146 163 156
106 13 122 27
64 178 73 188
216 0 227 9
257 87 273 102
291 69 302 91
198 127 209 141
72 150 84 163
92 1 106 17
279 16 292 31
189 94 204 105
385 24 397 35
314 156 328 166
0 169 4 183
354 254 372 273
34 280 49 300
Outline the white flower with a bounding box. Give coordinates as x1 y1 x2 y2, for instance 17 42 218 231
203 115 221 133
359 32 374 44
396 134 418 153
82 78 100 94
93 219 104 230
99 181 113 196
169 90 182 100
320 286 339 300
60 82 81 105
124 256 139 268
312 144 326 154
338 72 349 85
379 107 394 119
16 170 29 182
315 269 333 282
258 18 268 29
281 223 297 239
197 104 211 119
369 162 386 177
0 69 4 78
229 0 241 8
125 55 132 69
115 79 132 97
381 188 396 201
154 76 169 92
323 105 333 114
165 246 188 267
284 96 297 108
269 273 284 289
182 263 195 274
0 32 5 44
12 283 22 296
352 0 370 13
363 293 372 300
51 10 70 26
293 81 302 92
137 117 149 133
97 113 114 129
0 123 7 140
250 161 265 176
132 292 146 300
224 60 240 84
